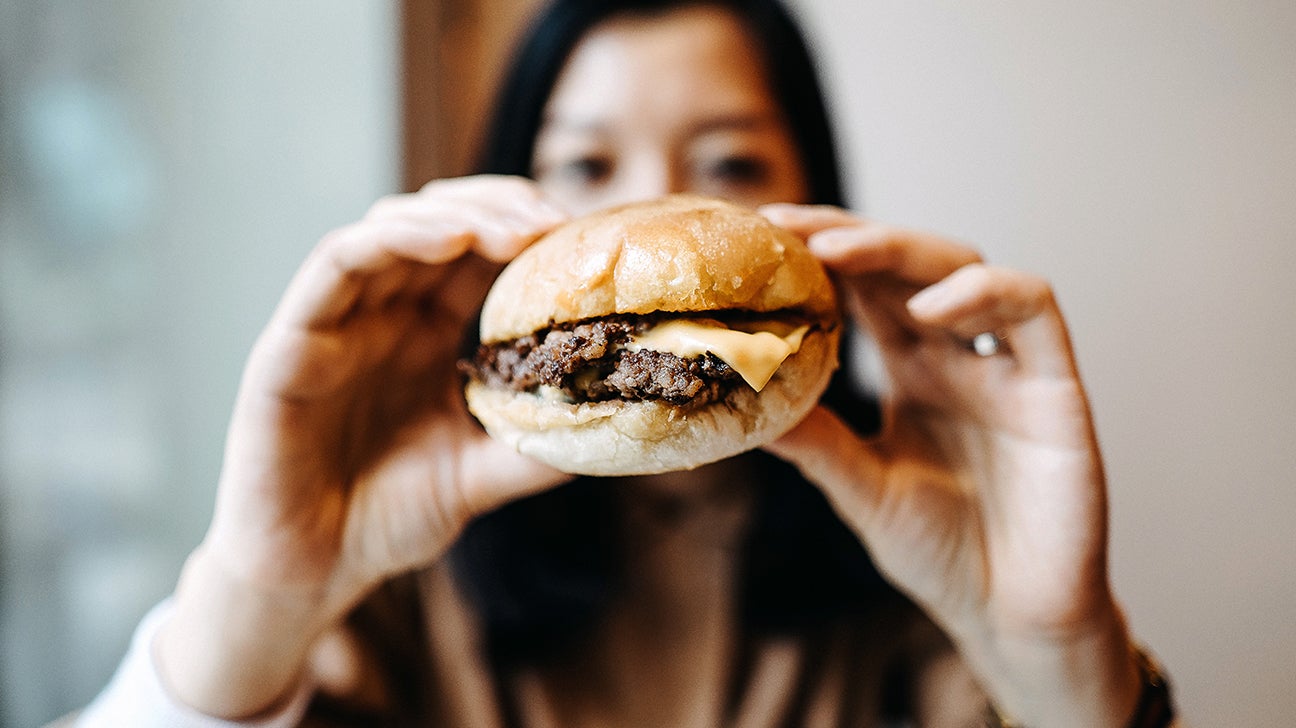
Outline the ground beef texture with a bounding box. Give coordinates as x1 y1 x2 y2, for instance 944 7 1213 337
461 314 746 407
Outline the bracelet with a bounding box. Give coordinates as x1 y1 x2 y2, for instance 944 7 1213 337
982 646 1175 728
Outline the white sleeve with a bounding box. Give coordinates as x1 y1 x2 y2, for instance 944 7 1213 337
73 600 314 728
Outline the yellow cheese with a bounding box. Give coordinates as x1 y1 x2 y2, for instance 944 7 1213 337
628 319 810 391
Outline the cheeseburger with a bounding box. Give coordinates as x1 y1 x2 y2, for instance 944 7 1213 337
461 194 839 476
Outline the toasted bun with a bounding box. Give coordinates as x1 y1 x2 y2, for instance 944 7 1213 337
479 194 837 343
467 195 840 475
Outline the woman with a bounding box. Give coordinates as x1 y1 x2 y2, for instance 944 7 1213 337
73 0 1174 726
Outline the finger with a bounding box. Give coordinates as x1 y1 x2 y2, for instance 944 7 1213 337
247 304 423 401
348 420 572 576
419 174 566 217
907 264 1078 378
763 406 887 529
277 195 558 334
273 219 470 332
367 187 567 263
390 259 502 377
285 177 567 331
761 204 982 284
417 175 569 252
810 224 983 286
759 202 860 235
459 435 573 517
831 274 925 352
762 204 977 353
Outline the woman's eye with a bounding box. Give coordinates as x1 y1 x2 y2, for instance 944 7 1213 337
704 156 770 185
556 156 613 185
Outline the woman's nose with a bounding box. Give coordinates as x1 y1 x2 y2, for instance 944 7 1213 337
622 158 687 201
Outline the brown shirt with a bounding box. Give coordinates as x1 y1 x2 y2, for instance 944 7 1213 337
297 563 988 728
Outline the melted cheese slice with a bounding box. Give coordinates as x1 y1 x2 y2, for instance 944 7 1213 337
628 319 810 391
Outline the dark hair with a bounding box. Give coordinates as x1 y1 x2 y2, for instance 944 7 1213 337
453 0 895 670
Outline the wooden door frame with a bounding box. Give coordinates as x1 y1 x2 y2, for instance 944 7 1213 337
399 0 541 191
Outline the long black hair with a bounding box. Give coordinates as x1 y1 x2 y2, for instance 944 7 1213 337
452 0 897 670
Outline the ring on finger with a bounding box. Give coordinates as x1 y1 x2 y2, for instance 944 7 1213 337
970 331 1008 357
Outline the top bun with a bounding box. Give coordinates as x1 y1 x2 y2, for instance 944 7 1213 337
479 195 837 343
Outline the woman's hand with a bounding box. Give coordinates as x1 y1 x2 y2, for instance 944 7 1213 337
760 205 1141 728
156 176 572 719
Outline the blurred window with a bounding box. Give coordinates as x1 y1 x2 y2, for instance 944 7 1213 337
0 3 398 725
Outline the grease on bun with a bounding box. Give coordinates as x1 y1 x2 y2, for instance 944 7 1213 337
462 194 839 476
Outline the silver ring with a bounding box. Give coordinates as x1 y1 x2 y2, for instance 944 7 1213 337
970 331 1005 357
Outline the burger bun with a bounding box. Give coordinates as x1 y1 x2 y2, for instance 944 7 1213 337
466 194 840 476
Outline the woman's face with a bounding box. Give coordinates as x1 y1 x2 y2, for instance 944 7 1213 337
533 5 809 217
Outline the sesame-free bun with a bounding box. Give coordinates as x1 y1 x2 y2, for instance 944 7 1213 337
478 194 837 343
467 195 840 476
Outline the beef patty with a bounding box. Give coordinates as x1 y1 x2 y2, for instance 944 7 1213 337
461 314 743 407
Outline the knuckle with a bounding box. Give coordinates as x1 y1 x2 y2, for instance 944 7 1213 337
805 204 861 226
490 174 541 194
491 176 549 208
1002 267 1053 301
318 222 365 254
432 173 537 198
956 261 995 283
364 193 408 221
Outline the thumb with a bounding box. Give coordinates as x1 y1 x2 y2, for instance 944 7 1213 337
459 435 573 516
764 405 888 526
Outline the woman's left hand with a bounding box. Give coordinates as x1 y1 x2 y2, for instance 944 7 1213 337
760 204 1142 728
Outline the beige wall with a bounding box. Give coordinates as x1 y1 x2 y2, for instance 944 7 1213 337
788 1 1296 724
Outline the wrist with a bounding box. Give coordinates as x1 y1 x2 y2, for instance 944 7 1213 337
948 596 1142 728
154 544 339 719
985 646 1175 728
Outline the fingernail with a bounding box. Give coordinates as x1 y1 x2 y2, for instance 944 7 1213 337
808 227 851 252
757 203 799 224
907 284 949 314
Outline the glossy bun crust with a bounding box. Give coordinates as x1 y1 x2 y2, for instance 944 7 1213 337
468 195 840 476
478 195 837 343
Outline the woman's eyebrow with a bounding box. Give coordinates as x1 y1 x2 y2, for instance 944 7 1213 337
686 111 781 136
538 111 781 137
537 114 611 135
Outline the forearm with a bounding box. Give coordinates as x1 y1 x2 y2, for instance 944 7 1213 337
75 598 313 728
153 545 342 720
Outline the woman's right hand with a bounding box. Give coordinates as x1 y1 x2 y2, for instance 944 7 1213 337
155 176 572 719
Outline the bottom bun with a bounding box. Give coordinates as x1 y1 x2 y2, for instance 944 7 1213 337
465 328 839 476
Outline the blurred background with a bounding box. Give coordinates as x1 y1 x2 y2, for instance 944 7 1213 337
1 1 1292 725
